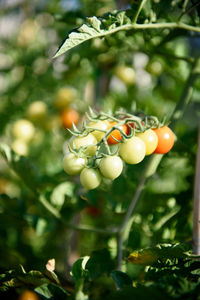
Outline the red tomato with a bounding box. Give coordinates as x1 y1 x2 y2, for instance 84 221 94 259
86 206 101 217
107 122 128 145
153 126 175 154
60 108 79 129
126 121 144 135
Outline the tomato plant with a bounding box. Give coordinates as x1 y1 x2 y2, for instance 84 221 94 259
153 126 175 154
0 1 200 300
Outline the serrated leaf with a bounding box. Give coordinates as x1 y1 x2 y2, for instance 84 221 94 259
128 243 192 266
54 11 132 58
87 16 101 32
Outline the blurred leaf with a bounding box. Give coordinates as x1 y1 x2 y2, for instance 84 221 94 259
86 249 114 280
0 143 40 192
35 283 70 299
71 257 89 281
104 285 169 300
50 182 75 209
111 270 132 290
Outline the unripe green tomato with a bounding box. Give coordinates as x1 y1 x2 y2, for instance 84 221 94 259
27 101 48 122
146 60 163 76
119 136 146 164
114 65 136 85
11 139 28 156
87 120 109 142
54 87 76 110
69 134 97 156
99 155 123 180
80 168 102 190
63 153 87 175
136 129 158 155
12 119 35 142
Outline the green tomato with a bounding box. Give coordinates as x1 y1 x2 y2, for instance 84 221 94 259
63 153 87 175
12 119 35 142
119 136 146 164
87 120 109 142
27 101 48 122
99 155 123 180
11 139 28 156
114 65 136 85
69 133 97 156
136 129 158 155
80 168 102 190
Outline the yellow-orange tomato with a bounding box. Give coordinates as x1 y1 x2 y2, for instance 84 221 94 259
107 122 128 145
60 108 80 129
18 290 39 300
136 129 158 155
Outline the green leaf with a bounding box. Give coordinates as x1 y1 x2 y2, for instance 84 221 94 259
111 271 132 290
128 243 192 265
50 182 75 209
86 249 114 280
54 11 132 58
70 257 89 281
35 283 70 299
17 270 50 286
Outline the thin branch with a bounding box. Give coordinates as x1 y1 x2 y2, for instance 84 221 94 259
132 0 147 24
38 194 118 235
54 21 200 58
193 122 200 255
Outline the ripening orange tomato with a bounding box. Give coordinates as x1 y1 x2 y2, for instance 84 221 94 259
18 290 39 300
153 126 175 154
107 122 128 145
60 108 80 129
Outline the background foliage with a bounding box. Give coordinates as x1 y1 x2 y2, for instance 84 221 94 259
0 0 200 299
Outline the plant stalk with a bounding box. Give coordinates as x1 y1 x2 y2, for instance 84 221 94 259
193 123 200 255
116 57 200 270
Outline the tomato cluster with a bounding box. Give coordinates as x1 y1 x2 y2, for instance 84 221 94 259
63 110 175 190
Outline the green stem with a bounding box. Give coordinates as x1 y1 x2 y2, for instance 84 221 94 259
117 155 160 270
132 0 147 24
170 58 200 129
